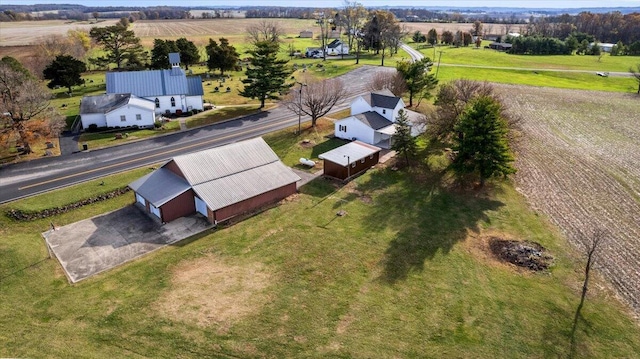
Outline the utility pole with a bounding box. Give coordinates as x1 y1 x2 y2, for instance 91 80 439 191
344 154 350 179
296 81 306 135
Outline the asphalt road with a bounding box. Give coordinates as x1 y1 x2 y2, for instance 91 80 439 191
0 65 393 204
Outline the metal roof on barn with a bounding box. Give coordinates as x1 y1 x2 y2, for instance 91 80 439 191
129 168 191 207
319 141 381 167
353 111 393 130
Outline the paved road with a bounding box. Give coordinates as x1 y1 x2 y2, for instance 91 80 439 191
0 66 393 204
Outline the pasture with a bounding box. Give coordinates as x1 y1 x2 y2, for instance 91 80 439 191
1 111 640 357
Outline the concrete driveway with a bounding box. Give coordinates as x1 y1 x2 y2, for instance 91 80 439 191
42 205 213 283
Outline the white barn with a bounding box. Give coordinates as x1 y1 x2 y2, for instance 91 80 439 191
79 93 156 129
334 89 424 148
106 53 204 115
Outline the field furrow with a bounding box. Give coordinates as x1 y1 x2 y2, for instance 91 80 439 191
498 84 640 316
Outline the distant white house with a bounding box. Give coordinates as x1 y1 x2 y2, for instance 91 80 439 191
325 39 349 55
591 42 616 53
106 53 204 115
334 89 424 148
79 93 156 129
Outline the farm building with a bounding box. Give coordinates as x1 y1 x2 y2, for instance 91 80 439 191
79 93 156 129
299 30 313 38
591 42 615 53
106 53 204 116
319 141 381 181
325 39 349 55
334 89 424 148
129 137 300 224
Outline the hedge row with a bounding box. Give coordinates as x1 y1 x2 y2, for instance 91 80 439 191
6 187 131 221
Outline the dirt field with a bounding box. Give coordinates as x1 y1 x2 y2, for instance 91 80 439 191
0 19 119 46
495 84 640 317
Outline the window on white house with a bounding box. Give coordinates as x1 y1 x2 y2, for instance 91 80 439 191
170 97 176 107
154 98 160 108
120 115 126 122
136 114 142 121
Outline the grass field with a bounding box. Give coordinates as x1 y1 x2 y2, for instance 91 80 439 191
1 116 640 358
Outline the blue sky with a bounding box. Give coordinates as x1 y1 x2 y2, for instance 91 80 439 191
5 0 640 8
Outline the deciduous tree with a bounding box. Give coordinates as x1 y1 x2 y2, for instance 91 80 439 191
427 28 438 47
396 58 438 107
452 96 515 186
441 30 454 45
284 76 346 128
246 19 284 44
367 70 407 96
240 41 290 108
391 109 416 166
0 59 62 154
340 1 368 50
43 55 86 94
630 63 640 94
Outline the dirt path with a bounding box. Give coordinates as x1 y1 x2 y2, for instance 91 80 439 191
496 84 640 317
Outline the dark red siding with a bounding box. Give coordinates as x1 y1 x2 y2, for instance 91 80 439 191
213 182 297 222
160 189 195 223
323 151 380 180
163 160 186 180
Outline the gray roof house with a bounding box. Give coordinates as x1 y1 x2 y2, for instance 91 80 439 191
106 53 204 115
334 89 424 147
79 93 156 129
129 137 300 224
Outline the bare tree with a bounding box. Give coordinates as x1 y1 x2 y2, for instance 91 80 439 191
284 76 347 128
570 228 608 358
367 70 407 97
246 20 284 44
28 30 90 78
0 61 61 154
630 63 640 94
340 1 368 50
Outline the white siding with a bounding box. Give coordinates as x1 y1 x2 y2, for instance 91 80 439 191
106 105 155 128
335 116 376 144
186 95 204 111
149 95 188 115
80 113 107 128
194 196 208 216
350 97 371 116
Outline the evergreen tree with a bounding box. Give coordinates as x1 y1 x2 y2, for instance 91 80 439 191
89 24 145 69
427 28 438 46
239 41 290 108
453 96 515 186
150 39 178 69
175 37 200 70
396 58 438 107
43 55 86 93
391 109 417 166
206 38 240 76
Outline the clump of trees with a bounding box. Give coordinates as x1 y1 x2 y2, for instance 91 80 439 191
150 38 199 70
89 20 146 70
206 38 240 76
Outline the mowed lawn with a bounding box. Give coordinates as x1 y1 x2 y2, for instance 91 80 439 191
1 126 639 358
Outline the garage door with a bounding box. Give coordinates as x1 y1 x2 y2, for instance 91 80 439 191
194 196 208 217
136 193 146 206
149 204 161 218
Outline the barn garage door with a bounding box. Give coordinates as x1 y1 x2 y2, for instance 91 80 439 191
194 196 208 217
136 193 146 206
149 204 161 218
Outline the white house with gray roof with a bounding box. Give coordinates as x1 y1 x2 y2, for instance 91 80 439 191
79 93 156 129
106 53 204 115
334 89 424 148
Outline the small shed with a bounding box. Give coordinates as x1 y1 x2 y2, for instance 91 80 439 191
299 30 313 38
488 42 513 51
319 141 381 181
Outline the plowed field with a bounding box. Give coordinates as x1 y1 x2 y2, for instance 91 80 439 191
496 84 640 317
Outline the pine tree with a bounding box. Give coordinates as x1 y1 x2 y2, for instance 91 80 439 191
396 58 438 107
452 96 515 186
43 55 86 93
206 38 239 76
239 41 290 108
391 109 417 166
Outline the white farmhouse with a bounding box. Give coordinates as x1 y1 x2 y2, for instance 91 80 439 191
79 93 155 129
325 39 349 56
106 53 204 115
334 89 424 148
